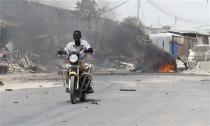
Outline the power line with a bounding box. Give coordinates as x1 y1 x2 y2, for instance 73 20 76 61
103 1 125 6
137 0 140 26
101 0 130 15
147 0 209 25
140 0 145 18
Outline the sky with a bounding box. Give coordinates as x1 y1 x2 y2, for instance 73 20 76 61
31 0 210 31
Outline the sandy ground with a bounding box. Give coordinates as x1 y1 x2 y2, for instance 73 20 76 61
0 63 209 92
0 73 62 91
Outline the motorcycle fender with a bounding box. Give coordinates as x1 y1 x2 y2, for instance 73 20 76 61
69 72 79 90
69 72 78 77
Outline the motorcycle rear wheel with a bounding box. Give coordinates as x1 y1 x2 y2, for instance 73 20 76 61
70 76 77 104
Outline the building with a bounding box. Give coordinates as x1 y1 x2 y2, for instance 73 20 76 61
0 20 15 49
169 30 209 45
149 32 197 60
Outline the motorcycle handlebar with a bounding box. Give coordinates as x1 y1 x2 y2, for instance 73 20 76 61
84 48 94 54
57 50 67 56
57 47 94 57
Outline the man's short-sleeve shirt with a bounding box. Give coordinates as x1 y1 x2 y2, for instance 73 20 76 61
64 40 91 55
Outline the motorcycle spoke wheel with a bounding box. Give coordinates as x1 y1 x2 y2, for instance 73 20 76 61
70 76 77 104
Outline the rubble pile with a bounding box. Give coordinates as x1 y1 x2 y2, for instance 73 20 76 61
8 51 43 73
1 0 176 73
8 63 24 73
112 61 135 72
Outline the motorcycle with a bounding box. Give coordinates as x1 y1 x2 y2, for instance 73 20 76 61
58 48 93 104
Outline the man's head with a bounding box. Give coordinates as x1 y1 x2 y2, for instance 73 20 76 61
73 30 82 46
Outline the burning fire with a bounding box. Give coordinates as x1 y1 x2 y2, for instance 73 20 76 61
159 63 176 73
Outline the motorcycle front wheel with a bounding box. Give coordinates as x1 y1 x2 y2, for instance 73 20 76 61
70 76 77 104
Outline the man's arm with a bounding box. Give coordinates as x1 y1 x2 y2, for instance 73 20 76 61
83 40 94 54
64 43 70 56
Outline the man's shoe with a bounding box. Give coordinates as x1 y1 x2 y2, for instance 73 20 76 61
86 86 94 94
66 88 70 93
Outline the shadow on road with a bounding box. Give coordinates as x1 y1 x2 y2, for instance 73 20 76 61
66 99 101 105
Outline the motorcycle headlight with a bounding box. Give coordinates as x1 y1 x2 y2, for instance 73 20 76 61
69 54 78 63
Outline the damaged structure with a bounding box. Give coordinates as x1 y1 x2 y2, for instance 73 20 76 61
0 0 183 74
0 19 44 74
149 30 210 72
0 20 14 74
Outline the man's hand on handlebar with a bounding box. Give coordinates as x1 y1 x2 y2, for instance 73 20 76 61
57 50 67 57
84 48 94 54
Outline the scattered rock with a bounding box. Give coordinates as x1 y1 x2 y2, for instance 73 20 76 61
120 89 136 91
165 92 169 95
91 101 99 105
13 101 19 103
26 96 29 98
39 85 42 87
5 89 13 91
201 79 210 81
85 106 89 108
0 81 4 86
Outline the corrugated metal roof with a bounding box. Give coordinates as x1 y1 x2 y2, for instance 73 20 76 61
149 33 181 39
169 30 210 36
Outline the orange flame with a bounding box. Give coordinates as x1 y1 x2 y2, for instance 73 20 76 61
159 63 176 73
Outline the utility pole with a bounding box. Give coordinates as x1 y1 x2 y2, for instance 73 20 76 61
137 0 140 26
208 0 210 24
174 16 177 28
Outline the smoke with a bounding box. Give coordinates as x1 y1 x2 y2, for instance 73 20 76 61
27 0 77 10
85 16 175 72
1 0 175 72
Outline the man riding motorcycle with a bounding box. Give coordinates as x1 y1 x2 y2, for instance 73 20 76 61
63 30 94 93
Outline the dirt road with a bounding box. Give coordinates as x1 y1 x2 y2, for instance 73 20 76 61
0 74 210 126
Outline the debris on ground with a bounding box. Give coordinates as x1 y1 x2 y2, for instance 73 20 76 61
0 81 4 86
5 89 13 91
8 63 25 73
13 101 19 103
4 50 47 73
118 62 135 71
182 61 210 75
90 101 99 105
120 89 136 91
200 79 210 81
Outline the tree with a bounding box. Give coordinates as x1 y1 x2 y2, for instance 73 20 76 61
76 0 98 17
